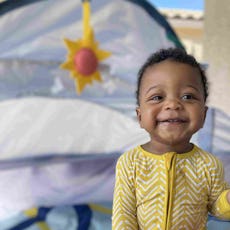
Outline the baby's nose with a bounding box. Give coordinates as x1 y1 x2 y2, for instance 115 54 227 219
164 99 182 110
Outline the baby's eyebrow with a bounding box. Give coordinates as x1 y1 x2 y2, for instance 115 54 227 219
186 84 200 92
145 85 161 95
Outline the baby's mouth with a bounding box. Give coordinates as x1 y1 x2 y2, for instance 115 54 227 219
158 118 187 124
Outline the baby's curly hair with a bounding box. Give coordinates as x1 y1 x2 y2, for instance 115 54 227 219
136 48 208 105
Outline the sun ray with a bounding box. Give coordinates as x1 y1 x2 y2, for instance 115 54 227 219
96 49 111 61
76 75 93 94
64 39 82 53
93 71 102 82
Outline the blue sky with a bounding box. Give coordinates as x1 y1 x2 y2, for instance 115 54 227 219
149 0 204 10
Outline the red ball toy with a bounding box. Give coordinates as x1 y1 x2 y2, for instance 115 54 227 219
74 48 98 76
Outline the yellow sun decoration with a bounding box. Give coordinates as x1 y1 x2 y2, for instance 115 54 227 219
60 0 111 94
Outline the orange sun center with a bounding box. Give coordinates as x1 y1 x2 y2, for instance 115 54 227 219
74 48 98 76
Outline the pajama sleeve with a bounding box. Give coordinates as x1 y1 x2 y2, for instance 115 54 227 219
112 153 138 230
208 156 230 220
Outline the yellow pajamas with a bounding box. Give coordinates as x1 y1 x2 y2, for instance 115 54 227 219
112 144 230 230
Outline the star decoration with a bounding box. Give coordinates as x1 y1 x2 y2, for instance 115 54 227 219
60 0 111 94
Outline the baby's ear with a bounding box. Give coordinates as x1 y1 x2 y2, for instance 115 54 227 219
136 107 142 124
202 106 208 126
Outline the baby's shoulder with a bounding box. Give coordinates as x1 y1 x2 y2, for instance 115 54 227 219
117 146 143 165
194 145 223 168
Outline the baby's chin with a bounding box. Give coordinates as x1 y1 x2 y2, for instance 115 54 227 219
155 131 192 150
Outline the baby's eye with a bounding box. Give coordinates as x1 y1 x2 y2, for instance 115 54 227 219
151 95 163 101
182 94 194 100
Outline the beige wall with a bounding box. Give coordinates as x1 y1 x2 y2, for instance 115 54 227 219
166 17 204 62
203 0 230 114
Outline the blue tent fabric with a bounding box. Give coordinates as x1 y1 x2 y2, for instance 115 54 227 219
126 0 184 49
9 207 52 230
0 0 182 107
1 204 230 230
0 0 184 51
0 0 44 16
195 108 230 183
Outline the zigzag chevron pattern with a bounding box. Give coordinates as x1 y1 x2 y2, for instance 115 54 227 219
112 145 229 230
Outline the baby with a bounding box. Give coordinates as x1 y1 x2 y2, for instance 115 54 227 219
112 48 230 230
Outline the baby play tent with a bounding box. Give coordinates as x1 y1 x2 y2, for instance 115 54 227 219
0 0 229 229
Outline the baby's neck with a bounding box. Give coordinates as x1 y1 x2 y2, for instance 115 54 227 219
142 141 193 155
